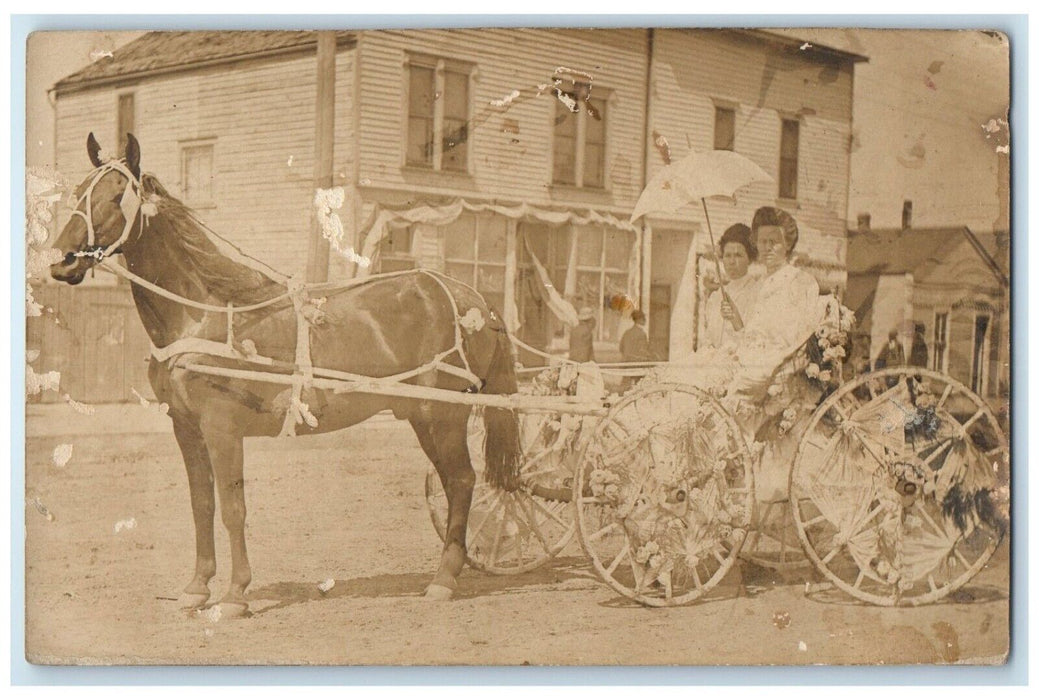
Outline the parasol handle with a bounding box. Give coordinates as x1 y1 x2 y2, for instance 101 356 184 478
702 193 743 330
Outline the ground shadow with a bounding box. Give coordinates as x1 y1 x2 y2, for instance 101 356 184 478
804 583 1008 607
246 556 594 615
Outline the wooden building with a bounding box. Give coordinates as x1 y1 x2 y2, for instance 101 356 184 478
37 28 864 401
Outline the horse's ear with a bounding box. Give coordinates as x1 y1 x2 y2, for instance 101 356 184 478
124 133 141 179
86 132 103 168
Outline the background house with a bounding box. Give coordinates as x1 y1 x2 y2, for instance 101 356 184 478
846 216 1009 403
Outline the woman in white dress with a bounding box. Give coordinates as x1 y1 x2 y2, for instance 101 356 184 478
701 223 761 351
660 207 822 402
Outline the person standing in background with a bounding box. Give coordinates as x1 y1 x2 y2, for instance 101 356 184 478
569 307 596 363
875 329 907 370
620 310 652 363
910 323 929 368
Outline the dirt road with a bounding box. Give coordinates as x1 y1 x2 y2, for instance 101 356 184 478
24 409 1009 665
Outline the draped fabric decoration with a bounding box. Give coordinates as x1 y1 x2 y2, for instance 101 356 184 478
357 198 641 274
522 235 579 328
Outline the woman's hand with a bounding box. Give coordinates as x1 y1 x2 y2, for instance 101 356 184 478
721 291 744 331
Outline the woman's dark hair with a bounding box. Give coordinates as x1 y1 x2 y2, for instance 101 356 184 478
718 223 757 261
751 206 799 256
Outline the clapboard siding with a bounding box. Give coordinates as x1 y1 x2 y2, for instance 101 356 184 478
56 48 357 277
648 29 852 273
357 28 649 213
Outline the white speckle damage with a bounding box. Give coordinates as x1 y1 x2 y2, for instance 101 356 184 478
52 443 73 468
201 605 222 623
800 42 812 50
63 394 96 415
490 89 521 108
554 90 577 113
29 497 55 522
996 144 1009 154
798 641 808 652
131 387 170 415
314 187 371 268
114 517 138 533
286 155 295 167
459 308 486 333
318 578 336 593
89 48 114 61
26 366 61 395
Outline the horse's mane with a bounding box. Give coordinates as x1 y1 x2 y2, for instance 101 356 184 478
140 174 288 306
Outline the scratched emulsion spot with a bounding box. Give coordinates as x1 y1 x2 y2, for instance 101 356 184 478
318 579 336 593
52 443 73 468
772 611 791 629
114 517 138 533
932 621 961 662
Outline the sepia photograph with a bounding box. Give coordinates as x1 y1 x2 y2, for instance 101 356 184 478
22 22 1012 667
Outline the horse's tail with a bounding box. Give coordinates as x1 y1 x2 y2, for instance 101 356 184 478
482 327 523 492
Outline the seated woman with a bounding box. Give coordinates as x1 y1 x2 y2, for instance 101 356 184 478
658 207 822 401
701 223 761 351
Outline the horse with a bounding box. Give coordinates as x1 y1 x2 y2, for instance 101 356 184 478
49 133 523 617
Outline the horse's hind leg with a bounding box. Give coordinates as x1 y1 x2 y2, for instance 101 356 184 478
200 415 252 618
171 417 216 609
410 403 475 601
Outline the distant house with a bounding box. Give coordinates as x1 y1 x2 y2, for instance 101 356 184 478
846 225 1009 401
39 28 864 401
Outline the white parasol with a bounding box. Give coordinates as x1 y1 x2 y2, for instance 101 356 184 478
630 149 774 326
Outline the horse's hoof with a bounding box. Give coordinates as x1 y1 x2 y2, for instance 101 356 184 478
424 584 455 601
216 601 250 619
178 591 210 610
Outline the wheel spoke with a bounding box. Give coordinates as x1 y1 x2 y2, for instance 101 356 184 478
849 502 886 539
515 495 553 554
959 410 984 432
468 491 504 542
928 574 938 592
605 543 629 576
529 494 572 529
853 570 865 589
821 545 841 565
804 513 829 528
954 547 972 570
936 384 954 411
690 564 703 589
913 502 947 538
587 521 620 543
488 499 509 563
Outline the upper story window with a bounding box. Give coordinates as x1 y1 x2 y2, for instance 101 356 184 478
117 93 135 153
932 311 949 372
713 106 735 151
552 79 607 188
405 54 473 173
779 118 800 200
180 139 215 209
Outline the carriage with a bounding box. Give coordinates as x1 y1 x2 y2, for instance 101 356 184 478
425 333 1009 608
47 133 1009 615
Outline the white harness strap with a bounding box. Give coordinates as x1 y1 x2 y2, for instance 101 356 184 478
69 160 146 261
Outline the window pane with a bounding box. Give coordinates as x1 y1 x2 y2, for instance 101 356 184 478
586 97 606 143
779 158 798 199
583 143 604 188
183 145 213 204
714 107 735 151
409 66 435 117
554 94 578 135
117 94 134 151
407 117 433 165
575 270 602 311
781 119 800 157
443 70 469 120
477 216 507 262
553 135 576 185
442 119 468 171
443 214 476 260
576 227 603 267
382 226 413 256
445 262 475 286
604 229 631 270
779 119 800 198
476 265 505 294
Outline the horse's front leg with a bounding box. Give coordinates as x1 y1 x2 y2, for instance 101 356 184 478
171 416 216 609
200 414 252 618
412 406 475 600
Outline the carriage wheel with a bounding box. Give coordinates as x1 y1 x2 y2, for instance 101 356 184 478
740 500 810 572
790 368 1008 606
574 383 754 607
425 408 576 575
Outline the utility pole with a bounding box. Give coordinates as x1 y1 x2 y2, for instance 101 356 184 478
306 31 336 283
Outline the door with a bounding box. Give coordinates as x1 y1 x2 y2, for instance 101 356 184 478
649 284 671 361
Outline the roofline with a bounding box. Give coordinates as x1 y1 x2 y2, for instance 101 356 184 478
739 29 870 63
53 32 357 97
847 225 1009 288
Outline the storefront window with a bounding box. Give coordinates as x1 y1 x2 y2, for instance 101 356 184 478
443 213 507 313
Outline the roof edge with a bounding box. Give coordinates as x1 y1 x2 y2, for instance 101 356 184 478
53 32 357 97
740 29 870 63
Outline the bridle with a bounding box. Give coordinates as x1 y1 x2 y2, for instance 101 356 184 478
68 159 147 262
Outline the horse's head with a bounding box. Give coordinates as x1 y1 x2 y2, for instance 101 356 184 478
50 132 145 285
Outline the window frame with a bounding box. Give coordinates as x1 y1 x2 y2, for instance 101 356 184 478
550 79 610 190
971 311 992 396
442 213 508 310
778 116 801 201
932 310 950 372
713 103 736 152
179 138 217 210
402 52 475 175
116 92 135 153
572 225 632 343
